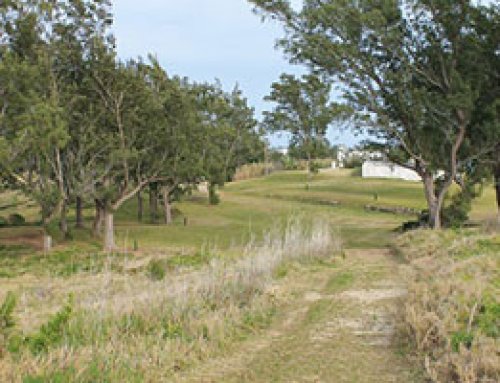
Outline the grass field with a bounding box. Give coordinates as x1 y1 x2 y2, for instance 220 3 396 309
0 169 497 382
0 168 497 256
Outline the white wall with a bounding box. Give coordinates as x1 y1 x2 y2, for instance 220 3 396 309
362 161 421 182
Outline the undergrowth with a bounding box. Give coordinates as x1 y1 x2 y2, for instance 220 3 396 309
397 229 499 383
0 216 341 382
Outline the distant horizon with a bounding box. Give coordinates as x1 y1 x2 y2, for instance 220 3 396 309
112 0 365 149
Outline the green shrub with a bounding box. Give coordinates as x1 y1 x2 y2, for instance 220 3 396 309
0 216 8 227
25 296 73 354
166 249 213 269
0 292 16 356
161 319 188 340
208 184 220 205
344 157 363 169
451 330 474 352
476 298 500 338
441 182 477 228
309 161 321 174
147 259 166 281
8 213 25 226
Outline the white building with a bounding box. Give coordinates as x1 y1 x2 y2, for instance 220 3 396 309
362 161 421 182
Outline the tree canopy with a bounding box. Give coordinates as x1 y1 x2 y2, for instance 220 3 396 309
0 0 265 250
250 0 500 228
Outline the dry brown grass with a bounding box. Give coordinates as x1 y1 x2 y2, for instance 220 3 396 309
232 163 276 181
0 216 341 382
396 230 499 383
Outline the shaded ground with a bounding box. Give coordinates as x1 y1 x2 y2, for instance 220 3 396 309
176 249 424 382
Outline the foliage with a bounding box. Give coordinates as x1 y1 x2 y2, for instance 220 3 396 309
343 157 363 170
147 259 166 281
397 230 499 382
263 73 339 172
25 296 73 355
208 183 221 205
0 292 16 356
0 1 265 250
7 213 25 226
0 215 341 380
250 0 500 228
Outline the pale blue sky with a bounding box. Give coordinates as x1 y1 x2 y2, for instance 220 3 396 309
112 1 362 148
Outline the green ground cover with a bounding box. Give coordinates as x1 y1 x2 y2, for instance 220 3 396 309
0 169 497 258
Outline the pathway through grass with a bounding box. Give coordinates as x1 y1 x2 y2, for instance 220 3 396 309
176 248 424 382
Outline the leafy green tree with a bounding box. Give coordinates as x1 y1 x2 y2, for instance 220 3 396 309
142 59 205 224
0 3 70 249
194 82 260 204
263 74 338 173
250 0 500 228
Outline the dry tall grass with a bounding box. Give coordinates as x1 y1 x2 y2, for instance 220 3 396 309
0 216 341 381
397 230 499 383
232 163 275 181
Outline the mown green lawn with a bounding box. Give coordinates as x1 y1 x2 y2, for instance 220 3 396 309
0 169 497 257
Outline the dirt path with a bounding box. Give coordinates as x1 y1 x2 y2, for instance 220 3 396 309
175 249 424 382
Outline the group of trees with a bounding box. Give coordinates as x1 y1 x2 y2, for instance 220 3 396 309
251 0 500 228
0 0 264 251
263 73 340 171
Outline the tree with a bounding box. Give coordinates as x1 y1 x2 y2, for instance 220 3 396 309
142 60 205 224
0 2 70 250
194 82 260 204
0 0 115 248
88 51 168 250
263 73 337 173
250 0 500 228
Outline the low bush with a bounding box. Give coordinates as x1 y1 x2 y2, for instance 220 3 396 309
233 163 275 181
25 296 74 354
397 230 499 383
343 157 363 169
0 292 16 357
0 216 341 381
208 184 220 205
7 213 25 226
147 259 167 281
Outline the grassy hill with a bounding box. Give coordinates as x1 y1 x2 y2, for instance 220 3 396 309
0 169 498 382
0 168 497 255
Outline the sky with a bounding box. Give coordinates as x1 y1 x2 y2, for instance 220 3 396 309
112 0 364 148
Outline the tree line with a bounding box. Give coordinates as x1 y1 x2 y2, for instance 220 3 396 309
251 0 500 228
0 1 265 251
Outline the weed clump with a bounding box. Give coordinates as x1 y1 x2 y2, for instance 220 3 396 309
0 292 16 357
147 259 167 281
0 216 341 381
25 296 73 354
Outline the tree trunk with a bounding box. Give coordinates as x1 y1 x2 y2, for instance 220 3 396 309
422 171 441 229
41 215 52 253
306 151 315 190
103 208 115 252
149 183 159 223
162 187 173 225
43 233 52 253
59 200 69 239
137 191 143 222
75 196 84 228
495 163 500 223
93 199 104 237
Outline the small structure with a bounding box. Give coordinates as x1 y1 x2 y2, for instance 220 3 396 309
362 161 421 182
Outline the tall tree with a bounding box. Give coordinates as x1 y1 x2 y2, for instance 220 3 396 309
263 73 337 173
250 0 500 228
195 82 260 204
